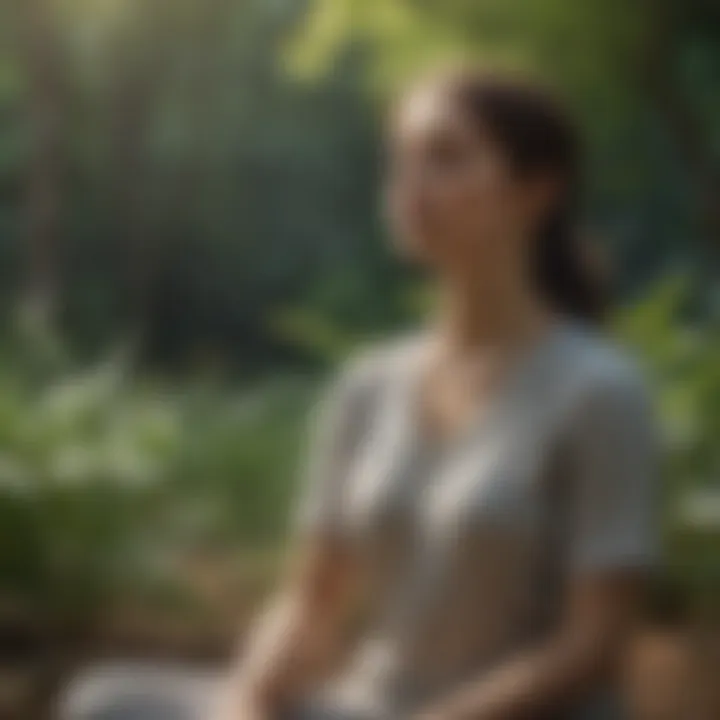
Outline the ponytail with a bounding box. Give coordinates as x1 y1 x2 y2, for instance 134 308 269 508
535 197 606 323
441 69 607 323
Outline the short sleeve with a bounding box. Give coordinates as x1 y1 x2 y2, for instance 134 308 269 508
293 355 380 539
564 366 661 572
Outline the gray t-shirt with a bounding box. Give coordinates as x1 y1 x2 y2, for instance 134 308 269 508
294 322 659 720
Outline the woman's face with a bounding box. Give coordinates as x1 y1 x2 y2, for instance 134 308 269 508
386 86 546 273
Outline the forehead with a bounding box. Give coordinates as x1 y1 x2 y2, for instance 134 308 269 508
393 84 475 141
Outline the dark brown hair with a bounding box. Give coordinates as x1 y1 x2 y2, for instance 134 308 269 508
433 69 606 322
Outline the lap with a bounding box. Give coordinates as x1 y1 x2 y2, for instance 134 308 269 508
59 663 381 720
59 663 219 720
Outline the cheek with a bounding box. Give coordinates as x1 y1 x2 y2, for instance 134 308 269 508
433 162 516 240
386 172 440 250
384 156 524 264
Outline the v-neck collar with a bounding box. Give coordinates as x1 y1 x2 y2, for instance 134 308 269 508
397 319 571 453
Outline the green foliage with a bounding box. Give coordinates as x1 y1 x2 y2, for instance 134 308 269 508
616 278 720 601
0 360 178 626
1 0 716 366
0 327 315 632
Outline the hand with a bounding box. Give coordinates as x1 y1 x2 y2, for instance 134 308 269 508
210 684 271 720
212 700 268 720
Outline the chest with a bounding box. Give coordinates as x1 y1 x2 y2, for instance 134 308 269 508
341 391 559 556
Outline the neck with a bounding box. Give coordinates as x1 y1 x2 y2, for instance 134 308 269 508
434 262 552 353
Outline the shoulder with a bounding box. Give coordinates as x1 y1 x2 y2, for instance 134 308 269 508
557 323 655 421
317 331 423 421
333 331 424 397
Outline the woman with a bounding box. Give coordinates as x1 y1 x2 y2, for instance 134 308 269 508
218 67 660 720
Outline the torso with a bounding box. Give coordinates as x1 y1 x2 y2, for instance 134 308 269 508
306 321 651 719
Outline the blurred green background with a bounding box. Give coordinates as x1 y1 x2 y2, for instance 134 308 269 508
0 0 717 716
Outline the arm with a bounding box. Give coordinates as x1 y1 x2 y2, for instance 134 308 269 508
415 573 644 720
216 355 378 719
416 363 660 720
215 538 359 719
